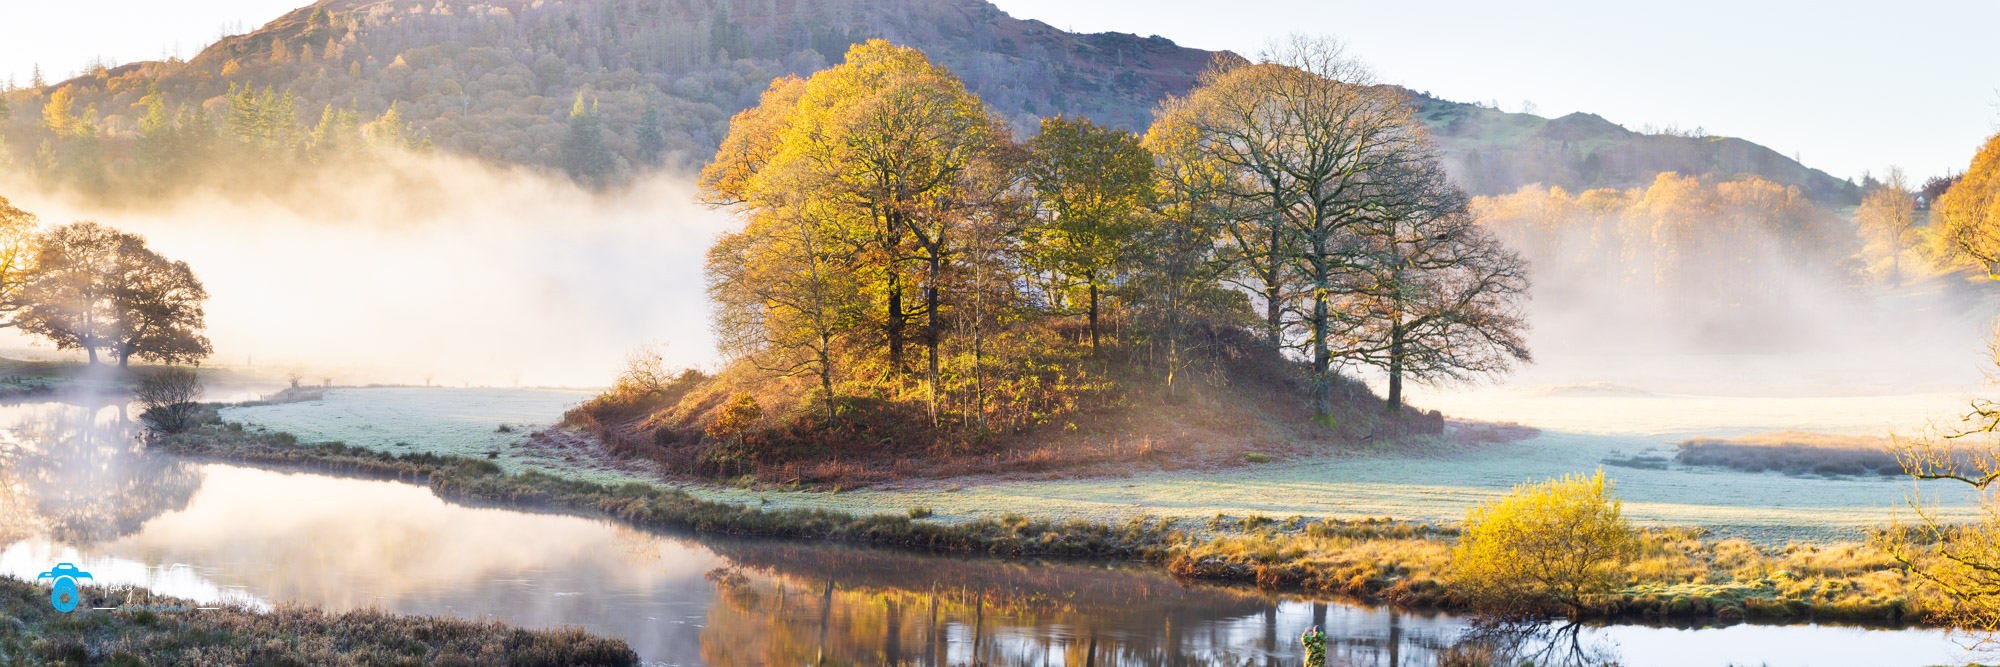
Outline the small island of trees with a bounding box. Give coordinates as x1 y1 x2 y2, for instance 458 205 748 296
572 37 1532 481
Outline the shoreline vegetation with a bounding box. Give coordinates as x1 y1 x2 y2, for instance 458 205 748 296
0 576 638 666
153 406 1931 627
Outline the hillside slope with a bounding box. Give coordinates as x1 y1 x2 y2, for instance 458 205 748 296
0 0 1855 204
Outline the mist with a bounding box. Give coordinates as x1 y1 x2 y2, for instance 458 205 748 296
1460 179 1997 398
0 154 732 388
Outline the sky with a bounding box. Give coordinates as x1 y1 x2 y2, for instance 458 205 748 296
2 0 1993 183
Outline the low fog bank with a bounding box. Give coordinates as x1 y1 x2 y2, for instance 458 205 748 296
1507 286 1995 397
1402 179 2000 401
0 155 732 388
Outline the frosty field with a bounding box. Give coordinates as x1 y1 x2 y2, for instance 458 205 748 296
215 383 1986 543
217 387 655 485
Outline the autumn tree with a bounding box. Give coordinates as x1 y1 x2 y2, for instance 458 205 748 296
1935 131 2000 277
703 41 1004 421
1138 109 1248 392
1149 53 1289 354
14 222 211 367
0 196 40 327
1855 166 1917 285
708 200 864 423
1337 158 1531 415
1022 115 1153 355
107 248 212 367
15 222 122 364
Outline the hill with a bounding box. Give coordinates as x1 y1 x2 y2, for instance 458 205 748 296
0 0 1855 205
1415 98 1858 205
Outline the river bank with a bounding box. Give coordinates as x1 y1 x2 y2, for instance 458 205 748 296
156 406 1933 626
0 575 637 666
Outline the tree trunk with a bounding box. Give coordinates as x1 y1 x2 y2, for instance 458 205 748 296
1385 322 1404 416
925 255 942 426
819 342 835 424
1087 280 1100 356
1310 246 1332 418
886 271 905 379
1264 224 1283 352
85 345 98 365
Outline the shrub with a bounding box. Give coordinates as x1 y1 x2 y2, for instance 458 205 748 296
909 506 934 519
135 367 205 434
1243 452 1271 463
1452 470 1638 616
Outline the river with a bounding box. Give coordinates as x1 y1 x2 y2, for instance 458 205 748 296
0 397 1982 666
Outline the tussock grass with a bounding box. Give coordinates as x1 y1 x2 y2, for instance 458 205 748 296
0 577 636 666
1676 431 1918 476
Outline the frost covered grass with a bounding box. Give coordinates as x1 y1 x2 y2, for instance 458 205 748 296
217 387 650 485
213 386 1983 543
680 389 1982 544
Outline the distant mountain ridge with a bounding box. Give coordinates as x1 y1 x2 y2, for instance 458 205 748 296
0 0 1856 205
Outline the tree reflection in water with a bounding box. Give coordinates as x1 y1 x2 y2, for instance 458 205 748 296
694 540 1482 666
0 395 202 545
1439 615 1622 667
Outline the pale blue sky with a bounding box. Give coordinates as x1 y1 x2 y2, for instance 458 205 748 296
3 0 1992 183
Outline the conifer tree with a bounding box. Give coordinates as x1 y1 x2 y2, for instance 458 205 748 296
560 93 616 186
635 100 667 169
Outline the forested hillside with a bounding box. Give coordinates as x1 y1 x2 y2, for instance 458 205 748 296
0 0 1855 205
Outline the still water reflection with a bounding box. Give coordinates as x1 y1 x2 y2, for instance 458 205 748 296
0 397 1982 666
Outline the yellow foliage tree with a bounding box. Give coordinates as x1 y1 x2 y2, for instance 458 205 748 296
1452 470 1638 616
1023 114 1154 356
698 40 1005 424
1854 167 1917 285
706 393 763 450
1934 131 2000 277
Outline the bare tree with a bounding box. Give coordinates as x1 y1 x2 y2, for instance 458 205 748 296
135 367 204 433
1335 158 1532 414
1161 35 1433 417
1886 345 2000 639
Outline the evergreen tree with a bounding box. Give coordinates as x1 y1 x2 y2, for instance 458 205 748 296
560 93 615 186
135 85 177 189
635 100 667 169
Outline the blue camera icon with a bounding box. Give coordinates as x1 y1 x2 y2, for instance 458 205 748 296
36 563 93 613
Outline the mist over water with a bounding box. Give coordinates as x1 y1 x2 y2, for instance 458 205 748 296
0 156 732 387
